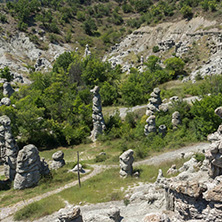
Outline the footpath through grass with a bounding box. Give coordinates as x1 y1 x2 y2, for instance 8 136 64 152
0 162 91 208
14 157 188 221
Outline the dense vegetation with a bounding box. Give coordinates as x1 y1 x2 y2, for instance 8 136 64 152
0 51 221 153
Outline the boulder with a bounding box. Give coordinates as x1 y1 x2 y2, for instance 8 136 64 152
119 149 134 178
14 144 42 189
0 97 11 106
58 206 83 222
50 151 65 170
70 164 85 173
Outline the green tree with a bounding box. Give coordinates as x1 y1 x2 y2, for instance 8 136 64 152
164 57 185 78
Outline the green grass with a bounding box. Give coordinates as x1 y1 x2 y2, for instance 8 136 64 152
0 162 91 208
14 157 188 221
14 195 65 221
39 139 124 165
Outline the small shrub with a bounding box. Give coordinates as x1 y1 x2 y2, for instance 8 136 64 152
123 198 130 206
195 153 205 162
95 154 107 162
152 45 160 53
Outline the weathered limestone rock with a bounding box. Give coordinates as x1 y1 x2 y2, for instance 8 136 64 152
90 86 105 142
83 44 91 57
58 206 83 222
204 107 222 178
0 115 19 180
84 207 121 222
3 82 14 97
69 164 85 173
143 213 170 222
119 149 134 178
0 97 11 106
144 115 156 136
34 57 52 72
146 88 162 116
167 164 178 175
14 144 42 189
172 111 181 129
50 150 65 170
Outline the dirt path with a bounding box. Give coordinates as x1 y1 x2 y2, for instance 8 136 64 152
0 142 209 221
134 142 209 167
0 165 109 221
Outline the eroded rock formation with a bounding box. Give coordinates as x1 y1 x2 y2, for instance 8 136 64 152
50 150 65 170
144 115 156 136
146 88 162 116
57 206 83 222
172 111 181 129
14 144 50 189
90 86 105 142
119 149 134 178
0 115 19 181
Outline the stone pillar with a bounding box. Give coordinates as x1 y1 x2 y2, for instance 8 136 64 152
90 86 105 142
172 111 181 129
146 88 162 116
119 149 134 178
0 115 19 181
144 115 156 136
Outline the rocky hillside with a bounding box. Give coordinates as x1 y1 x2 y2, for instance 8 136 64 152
105 17 222 81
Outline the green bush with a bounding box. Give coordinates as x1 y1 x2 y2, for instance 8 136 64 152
152 45 160 53
195 153 205 162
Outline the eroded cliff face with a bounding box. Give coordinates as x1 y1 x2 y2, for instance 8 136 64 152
105 17 222 80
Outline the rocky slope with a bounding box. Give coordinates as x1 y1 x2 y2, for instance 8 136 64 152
0 32 72 83
104 17 222 81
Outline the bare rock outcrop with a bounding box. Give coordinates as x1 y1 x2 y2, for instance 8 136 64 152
143 213 170 222
90 86 105 142
119 149 134 178
83 207 121 222
50 150 65 170
205 107 222 178
14 144 50 189
144 115 156 136
0 115 19 181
